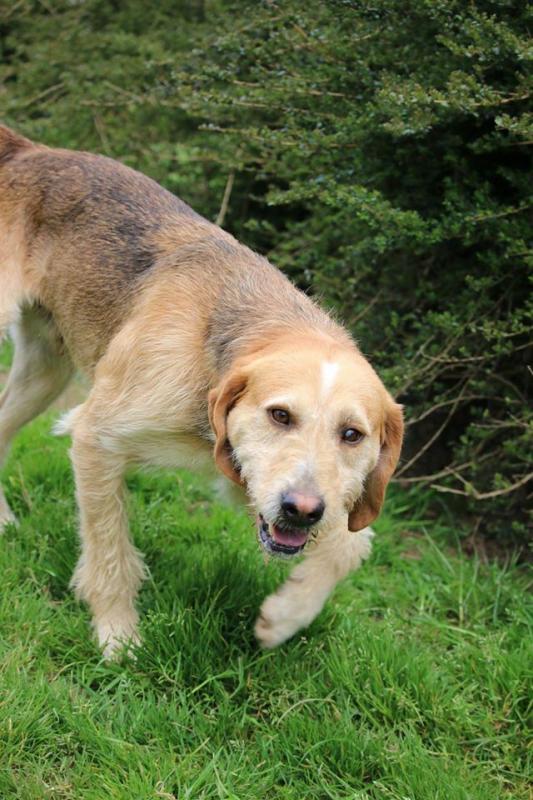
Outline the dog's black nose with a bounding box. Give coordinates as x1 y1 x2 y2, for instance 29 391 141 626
280 491 325 527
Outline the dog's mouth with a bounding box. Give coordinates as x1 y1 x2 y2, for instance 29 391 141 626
257 514 309 558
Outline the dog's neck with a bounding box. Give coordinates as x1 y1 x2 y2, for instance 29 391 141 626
203 251 351 380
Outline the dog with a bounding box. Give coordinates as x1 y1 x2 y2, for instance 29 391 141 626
0 125 403 658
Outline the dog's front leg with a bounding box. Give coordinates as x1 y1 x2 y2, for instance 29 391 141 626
69 414 145 659
255 527 373 649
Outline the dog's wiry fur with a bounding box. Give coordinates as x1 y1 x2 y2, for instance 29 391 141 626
0 126 403 657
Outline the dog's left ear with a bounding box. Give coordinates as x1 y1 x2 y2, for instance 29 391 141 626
348 401 404 532
208 366 249 486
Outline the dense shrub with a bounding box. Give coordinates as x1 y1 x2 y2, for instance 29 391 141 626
1 0 531 546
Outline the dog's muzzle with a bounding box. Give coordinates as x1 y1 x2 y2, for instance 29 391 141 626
257 514 309 558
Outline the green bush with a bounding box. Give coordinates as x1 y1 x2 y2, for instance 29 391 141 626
1 0 531 546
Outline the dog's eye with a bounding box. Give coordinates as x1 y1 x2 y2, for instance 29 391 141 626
341 428 364 444
270 408 291 426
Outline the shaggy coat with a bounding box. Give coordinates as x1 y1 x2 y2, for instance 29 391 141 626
0 126 403 657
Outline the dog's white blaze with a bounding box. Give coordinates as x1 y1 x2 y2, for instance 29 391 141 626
320 361 339 399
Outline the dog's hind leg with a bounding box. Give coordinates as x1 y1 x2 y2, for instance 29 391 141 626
255 527 374 648
0 305 73 528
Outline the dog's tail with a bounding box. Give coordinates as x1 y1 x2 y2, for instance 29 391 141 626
53 405 84 438
0 124 33 167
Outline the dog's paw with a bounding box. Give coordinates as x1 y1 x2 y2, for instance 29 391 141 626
97 619 140 661
255 591 310 649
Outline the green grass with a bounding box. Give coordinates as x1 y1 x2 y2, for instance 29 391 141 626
0 365 531 798
0 339 13 369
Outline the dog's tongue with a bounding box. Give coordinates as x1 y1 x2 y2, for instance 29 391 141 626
271 525 308 548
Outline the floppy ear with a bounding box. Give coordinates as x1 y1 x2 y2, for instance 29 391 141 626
348 401 404 532
207 367 248 486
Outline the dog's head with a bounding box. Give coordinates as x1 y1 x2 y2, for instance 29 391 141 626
208 335 403 557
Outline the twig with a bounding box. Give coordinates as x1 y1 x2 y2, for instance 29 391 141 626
502 140 533 147
395 382 470 477
348 292 383 326
471 418 530 431
464 203 532 224
395 333 460 396
431 471 533 500
491 372 527 403
19 82 64 109
420 352 492 365
1 0 26 21
215 171 235 227
396 450 497 485
103 81 143 104
231 79 348 98
93 114 110 154
406 394 490 427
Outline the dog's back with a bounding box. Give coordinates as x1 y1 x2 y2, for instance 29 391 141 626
0 125 225 369
0 125 336 374
0 125 33 165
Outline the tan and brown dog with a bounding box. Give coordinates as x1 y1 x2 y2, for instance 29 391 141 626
0 125 403 658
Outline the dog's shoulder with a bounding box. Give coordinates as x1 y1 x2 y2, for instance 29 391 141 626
14 145 197 230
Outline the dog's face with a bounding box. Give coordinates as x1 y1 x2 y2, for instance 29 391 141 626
208 337 403 557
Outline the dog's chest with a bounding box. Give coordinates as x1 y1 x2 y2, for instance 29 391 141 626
125 429 216 474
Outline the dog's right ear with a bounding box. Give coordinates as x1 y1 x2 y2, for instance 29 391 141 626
208 366 249 486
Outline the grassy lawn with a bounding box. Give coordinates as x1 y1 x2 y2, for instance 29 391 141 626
0 350 530 799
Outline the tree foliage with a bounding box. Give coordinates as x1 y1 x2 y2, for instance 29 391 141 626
1 0 531 545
